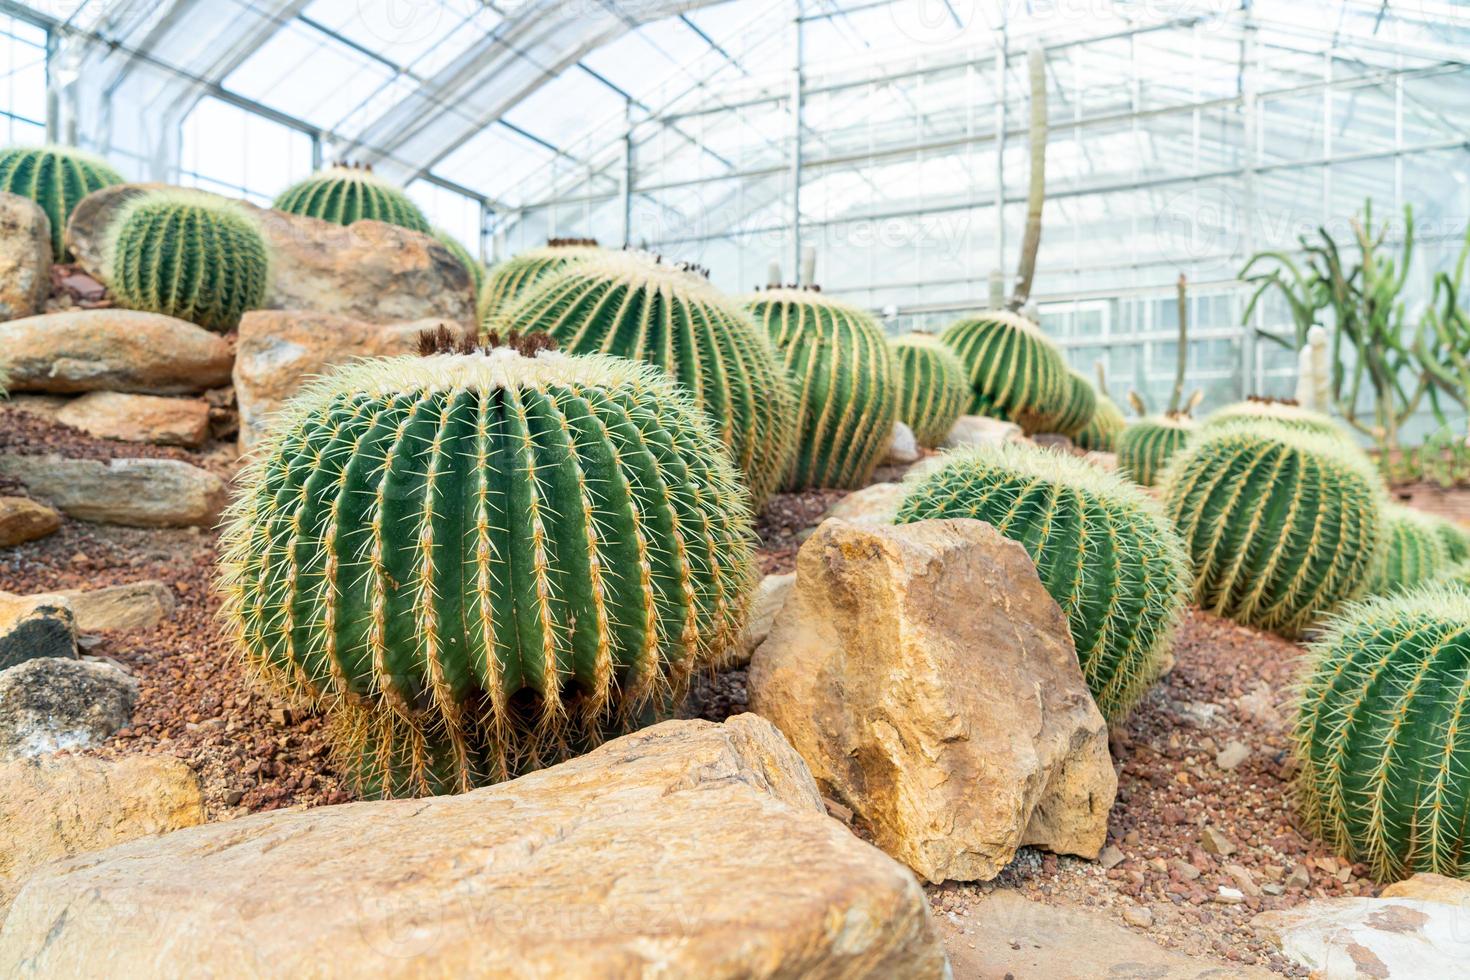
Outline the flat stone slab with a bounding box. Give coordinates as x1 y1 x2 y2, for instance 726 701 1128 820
0 455 226 528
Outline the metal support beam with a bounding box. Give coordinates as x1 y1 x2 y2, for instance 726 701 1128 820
789 0 804 284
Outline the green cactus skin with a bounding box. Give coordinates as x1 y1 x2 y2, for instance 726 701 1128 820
1117 416 1195 487
1442 561 1470 590
1369 505 1451 595
431 228 484 296
480 242 603 323
1293 585 1470 882
1162 421 1386 638
0 145 123 260
506 252 796 507
219 347 756 798
891 333 968 448
1202 400 1353 444
939 311 1069 433
1045 370 1099 438
273 166 429 233
896 442 1189 720
1430 516 1470 564
105 190 269 333
746 288 898 491
1075 398 1125 452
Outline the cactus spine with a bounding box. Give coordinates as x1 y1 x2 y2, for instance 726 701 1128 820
1075 398 1125 452
0 145 123 260
1293 585 1470 882
1163 421 1386 637
481 240 602 323
891 333 967 448
219 343 755 798
746 288 898 491
104 190 269 333
432 228 485 296
273 166 429 232
896 443 1189 720
1117 416 1195 487
940 310 1069 433
1369 505 1451 595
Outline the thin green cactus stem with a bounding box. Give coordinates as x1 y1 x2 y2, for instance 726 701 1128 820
891 333 968 448
480 242 604 324
273 166 429 233
1117 416 1195 487
0 145 123 260
1075 398 1125 452
1369 504 1451 595
939 310 1069 433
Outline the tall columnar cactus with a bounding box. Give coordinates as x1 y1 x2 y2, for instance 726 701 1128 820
0 145 123 260
1201 399 1354 445
219 338 756 798
104 190 269 333
891 333 968 448
1430 515 1470 564
940 310 1069 433
1293 585 1470 882
746 287 898 491
1075 398 1125 452
896 442 1189 720
1117 416 1195 487
1163 421 1386 637
507 251 796 506
273 165 429 233
480 239 603 323
432 228 485 296
1045 370 1098 438
1368 505 1451 595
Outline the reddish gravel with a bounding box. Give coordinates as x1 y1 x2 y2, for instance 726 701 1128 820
753 487 848 574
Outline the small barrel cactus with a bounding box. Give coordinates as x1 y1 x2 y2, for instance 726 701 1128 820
480 239 602 323
940 311 1069 433
891 333 968 448
272 165 429 233
1293 585 1470 882
746 287 898 491
1202 399 1353 444
1430 515 1470 564
1075 398 1125 452
1044 370 1098 438
1442 561 1470 589
104 189 269 333
896 442 1189 720
508 251 796 507
1163 421 1386 637
1369 504 1451 595
219 336 756 798
431 228 484 295
1117 415 1195 487
0 145 124 260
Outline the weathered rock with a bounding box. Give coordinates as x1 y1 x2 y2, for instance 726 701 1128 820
728 572 794 668
0 715 946 978
0 454 227 528
0 657 137 762
942 413 1024 449
0 193 50 322
1380 873 1470 906
0 496 62 547
885 420 921 465
0 593 77 671
235 310 469 450
55 391 211 447
0 755 204 913
53 580 175 633
822 481 906 527
1254 896 1470 979
749 518 1115 883
0 310 233 394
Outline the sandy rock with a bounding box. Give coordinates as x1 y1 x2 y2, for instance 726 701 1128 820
822 481 906 527
750 518 1115 882
52 580 175 633
0 715 946 978
0 454 227 528
0 496 62 547
0 193 50 322
235 310 468 450
0 657 137 762
1254 896 1470 978
885 420 921 465
942 413 1023 449
1380 873 1470 906
55 391 211 448
0 310 233 394
728 572 794 668
0 755 204 913
0 593 77 671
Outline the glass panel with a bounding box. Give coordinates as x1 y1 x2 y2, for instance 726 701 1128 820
0 14 46 141
179 97 315 205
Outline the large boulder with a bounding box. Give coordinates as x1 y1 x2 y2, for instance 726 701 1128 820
0 657 137 762
235 310 467 450
1254 896 1470 979
55 391 211 448
749 518 1115 883
0 193 50 322
1380 873 1470 906
0 755 204 913
0 310 233 395
0 593 77 671
0 496 62 548
0 715 947 978
52 580 175 633
728 572 794 668
0 455 227 528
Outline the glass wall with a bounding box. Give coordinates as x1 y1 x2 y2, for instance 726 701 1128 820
0 14 46 145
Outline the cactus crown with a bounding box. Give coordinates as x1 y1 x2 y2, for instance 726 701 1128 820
1369 504 1451 595
891 333 968 448
940 310 1070 434
1117 414 1195 487
273 166 429 233
1293 584 1470 881
897 442 1189 720
1202 399 1351 443
0 144 124 260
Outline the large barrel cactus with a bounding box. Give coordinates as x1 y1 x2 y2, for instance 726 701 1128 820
1163 421 1386 637
891 333 967 448
481 239 602 323
104 189 269 333
432 227 485 296
1369 505 1450 595
1075 398 1125 452
219 335 756 798
0 145 123 260
940 310 1069 433
1044 370 1098 438
746 288 898 491
273 165 429 233
1117 415 1195 487
896 442 1189 720
508 251 795 506
1293 585 1470 882
1202 399 1353 444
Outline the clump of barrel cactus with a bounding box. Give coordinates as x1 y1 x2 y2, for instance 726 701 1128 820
1202 398 1352 444
897 442 1189 720
103 189 269 333
273 165 429 233
746 287 897 491
1368 505 1451 595
219 334 756 798
481 239 602 323
431 228 485 295
1293 584 1470 882
891 333 967 448
0 145 123 260
1075 398 1125 452
940 310 1069 433
1117 415 1195 487
1163 421 1386 637
1044 370 1098 438
508 251 795 507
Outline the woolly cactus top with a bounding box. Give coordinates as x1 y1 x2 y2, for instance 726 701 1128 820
568 248 723 300
1203 400 1349 439
744 286 871 317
